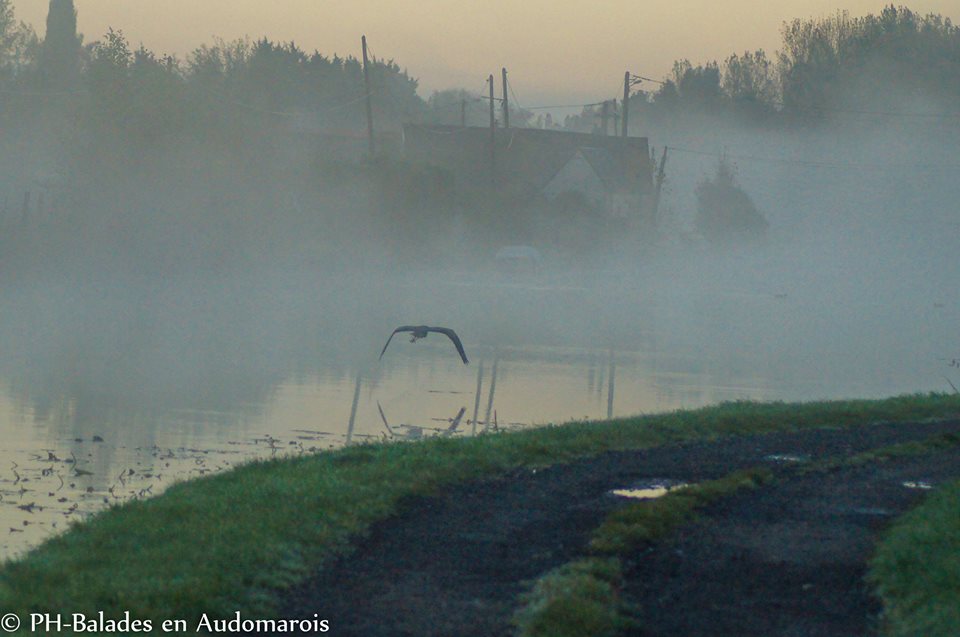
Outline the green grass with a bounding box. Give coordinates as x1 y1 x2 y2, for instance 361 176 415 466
819 431 960 471
869 479 960 637
513 558 625 637
0 393 958 630
590 467 774 554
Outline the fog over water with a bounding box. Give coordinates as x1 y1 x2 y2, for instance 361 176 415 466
0 144 956 554
0 2 956 555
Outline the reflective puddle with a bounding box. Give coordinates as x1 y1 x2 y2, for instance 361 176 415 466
763 454 810 463
610 479 689 500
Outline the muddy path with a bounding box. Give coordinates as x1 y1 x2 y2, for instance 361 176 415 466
280 419 960 636
619 447 960 637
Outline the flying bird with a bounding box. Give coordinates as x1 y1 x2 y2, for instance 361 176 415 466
379 325 469 364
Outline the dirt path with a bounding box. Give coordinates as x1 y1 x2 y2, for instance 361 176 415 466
281 420 960 636
621 448 960 637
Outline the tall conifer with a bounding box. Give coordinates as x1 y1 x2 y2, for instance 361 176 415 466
39 0 79 88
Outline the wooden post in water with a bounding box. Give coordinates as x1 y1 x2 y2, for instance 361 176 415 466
471 359 484 436
483 355 499 431
346 372 362 445
606 349 616 419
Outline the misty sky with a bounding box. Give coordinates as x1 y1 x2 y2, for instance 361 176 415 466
14 1 960 105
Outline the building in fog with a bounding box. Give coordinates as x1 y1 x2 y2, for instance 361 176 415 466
402 124 655 238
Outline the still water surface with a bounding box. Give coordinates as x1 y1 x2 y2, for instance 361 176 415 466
0 263 952 556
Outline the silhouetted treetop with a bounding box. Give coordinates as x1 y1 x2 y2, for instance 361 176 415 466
39 0 79 88
625 4 960 128
778 5 960 115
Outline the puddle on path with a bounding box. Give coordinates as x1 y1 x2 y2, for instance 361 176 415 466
763 453 811 463
847 507 896 517
611 479 689 500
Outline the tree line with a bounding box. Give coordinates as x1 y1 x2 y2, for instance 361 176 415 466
558 5 960 132
0 1 424 145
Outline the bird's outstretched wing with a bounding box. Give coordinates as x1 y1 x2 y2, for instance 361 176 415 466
379 326 417 360
429 327 469 364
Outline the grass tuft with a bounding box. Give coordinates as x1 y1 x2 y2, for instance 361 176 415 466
513 558 624 637
590 467 774 555
869 479 960 637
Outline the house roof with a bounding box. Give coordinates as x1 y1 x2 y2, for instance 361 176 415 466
571 148 627 192
402 125 653 198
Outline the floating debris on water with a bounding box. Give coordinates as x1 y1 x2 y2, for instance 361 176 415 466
402 426 423 440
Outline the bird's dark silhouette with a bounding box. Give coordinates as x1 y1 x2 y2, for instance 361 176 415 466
379 325 469 364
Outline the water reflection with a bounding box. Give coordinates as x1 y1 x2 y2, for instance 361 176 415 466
0 264 952 556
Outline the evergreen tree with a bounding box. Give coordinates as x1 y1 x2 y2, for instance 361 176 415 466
39 0 79 88
695 158 767 246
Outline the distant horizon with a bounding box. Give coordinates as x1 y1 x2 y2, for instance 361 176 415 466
12 1 960 108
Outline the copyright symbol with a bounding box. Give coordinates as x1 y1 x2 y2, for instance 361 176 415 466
0 614 19 632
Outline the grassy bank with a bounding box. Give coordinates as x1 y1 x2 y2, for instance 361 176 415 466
870 479 960 637
0 394 958 629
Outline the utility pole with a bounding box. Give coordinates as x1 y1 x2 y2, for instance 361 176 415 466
501 67 509 129
361 35 375 159
488 74 496 187
621 71 630 138
653 146 669 231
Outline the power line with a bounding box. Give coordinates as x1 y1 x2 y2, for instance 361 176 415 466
666 145 960 171
631 74 664 86
194 82 376 119
0 87 84 96
522 101 604 110
507 76 524 112
428 97 483 111
774 101 960 120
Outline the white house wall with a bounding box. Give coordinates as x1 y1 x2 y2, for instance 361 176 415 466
542 153 607 208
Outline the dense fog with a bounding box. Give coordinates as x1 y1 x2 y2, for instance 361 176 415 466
0 2 955 427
